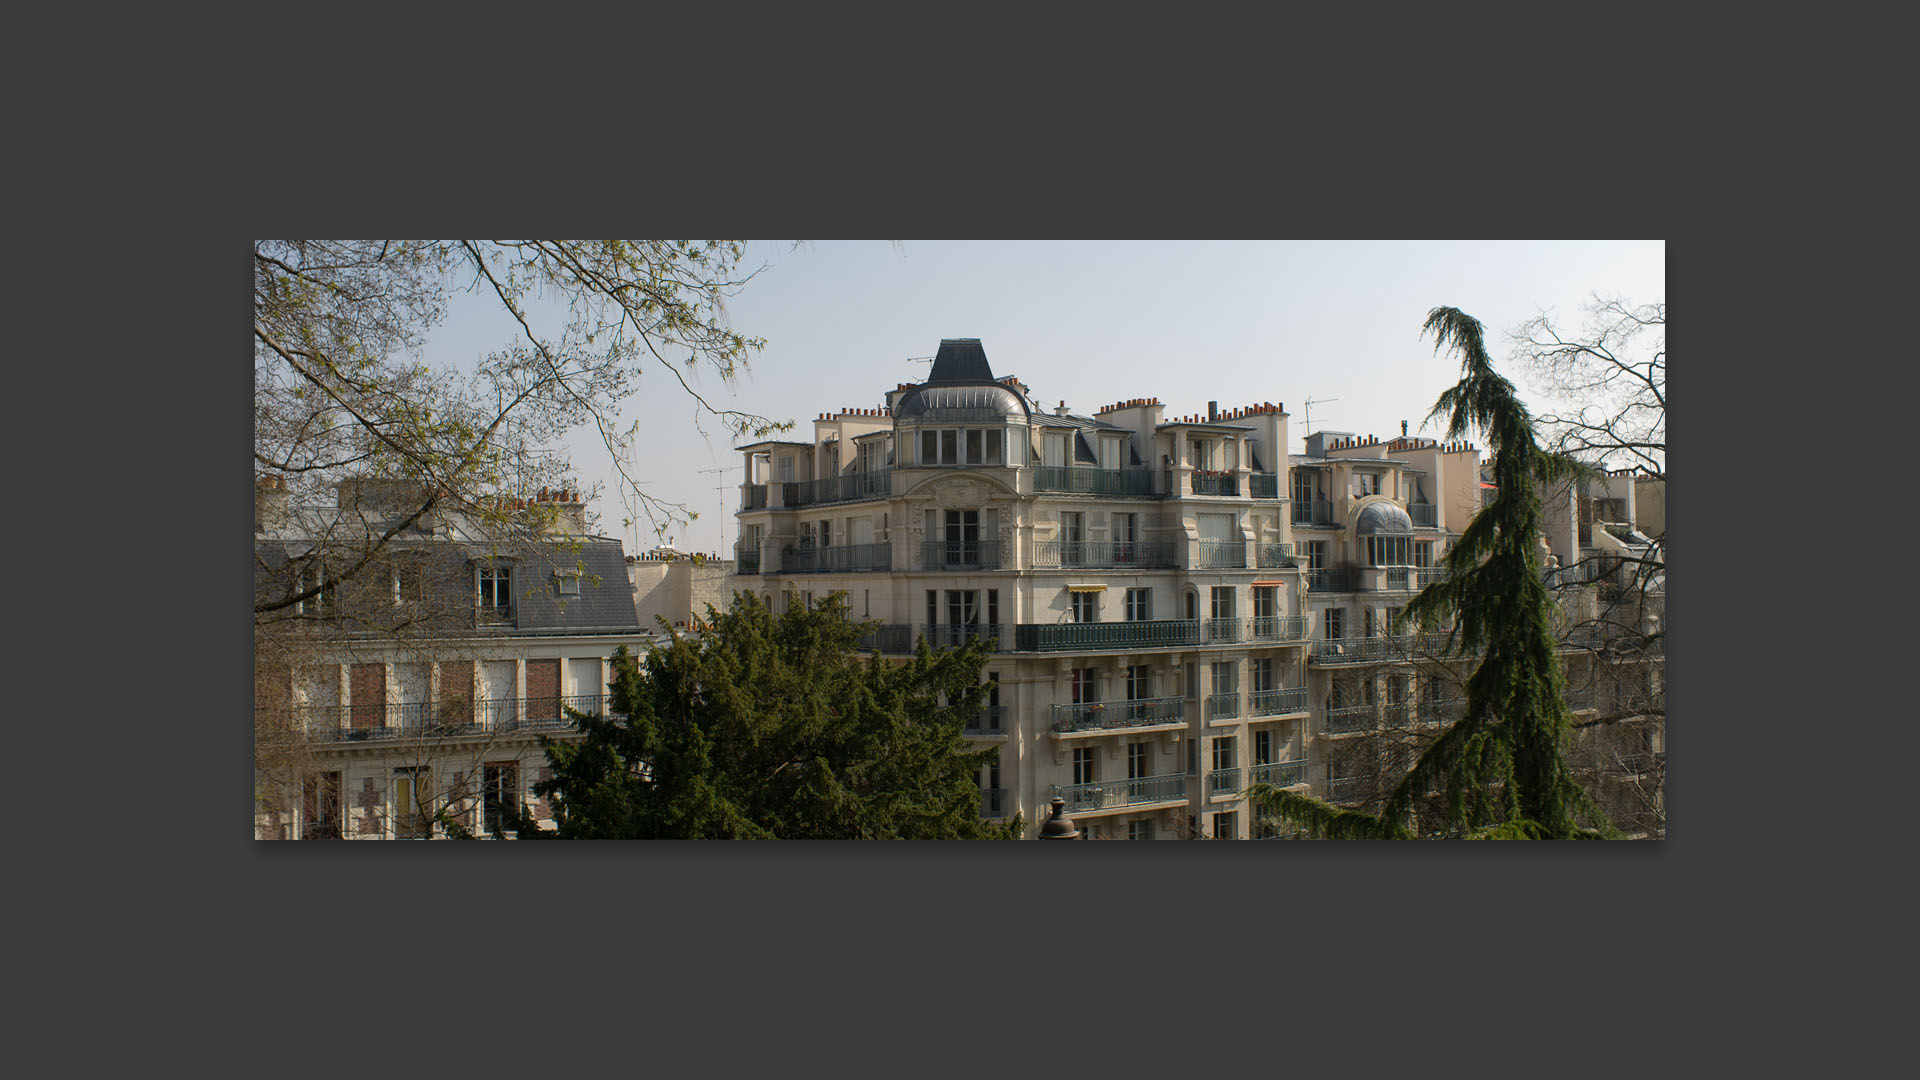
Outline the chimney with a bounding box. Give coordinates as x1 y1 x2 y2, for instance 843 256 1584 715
1055 400 1071 416
1208 400 1218 422
1401 420 1408 437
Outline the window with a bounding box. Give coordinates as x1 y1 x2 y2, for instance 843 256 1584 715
298 563 333 615
1324 608 1344 640
556 572 580 597
393 766 432 839
1388 675 1409 704
1072 668 1099 704
1190 438 1214 469
1212 736 1236 771
1073 747 1096 785
1128 742 1151 779
393 563 424 606
1129 819 1154 840
482 762 520 836
302 772 342 840
1252 586 1276 620
1356 471 1379 496
1251 657 1274 693
1044 433 1068 468
1071 590 1099 623
1127 665 1153 701
985 429 1003 465
1114 512 1138 545
1213 811 1237 839
1254 730 1272 766
1368 535 1413 566
941 429 958 465
478 565 511 618
1061 512 1084 564
1292 469 1315 506
1211 586 1234 621
1414 541 1434 567
1125 587 1152 621
1211 661 1236 699
966 429 983 465
1302 541 1327 569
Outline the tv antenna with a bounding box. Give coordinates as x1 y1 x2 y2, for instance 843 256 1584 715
906 355 934 366
1302 396 1339 436
697 465 738 555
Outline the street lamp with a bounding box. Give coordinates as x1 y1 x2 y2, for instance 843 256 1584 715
1037 796 1080 840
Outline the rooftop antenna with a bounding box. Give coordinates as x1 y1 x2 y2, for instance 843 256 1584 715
697 465 738 556
906 355 934 366
1302 396 1339 437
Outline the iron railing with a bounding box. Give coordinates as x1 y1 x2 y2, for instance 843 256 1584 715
1034 466 1159 496
1306 567 1356 591
855 623 915 653
1292 498 1336 526
1327 777 1368 803
1016 620 1200 652
786 470 894 507
1420 698 1465 725
1384 703 1414 728
1415 566 1447 586
981 787 1012 818
1032 539 1179 569
921 540 1002 570
780 542 891 574
1247 616 1309 642
965 706 1008 736
922 623 1004 650
1250 473 1280 499
1386 567 1412 590
1312 632 1461 664
1191 540 1247 569
1050 696 1185 732
1050 773 1187 812
1206 692 1241 720
283 694 609 743
1324 704 1377 733
1208 767 1242 795
734 544 760 575
1190 471 1238 496
1255 542 1295 567
1249 687 1308 716
1251 760 1309 787
1204 617 1242 643
743 484 767 510
1409 503 1438 527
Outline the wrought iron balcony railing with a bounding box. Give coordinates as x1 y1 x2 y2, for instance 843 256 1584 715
1409 503 1438 527
779 542 891 574
1250 760 1309 787
743 484 767 510
1190 471 1238 496
273 694 611 744
1249 687 1308 716
1420 698 1465 725
965 706 1009 736
1204 617 1242 643
1034 466 1159 497
1312 632 1462 664
1327 777 1368 803
1256 542 1295 568
921 540 1002 570
1191 540 1248 569
855 623 915 653
1292 498 1336 526
1032 539 1179 569
1208 767 1243 796
1206 692 1241 720
981 787 1012 819
1015 620 1201 652
785 469 893 507
1250 473 1280 499
1323 704 1378 733
1050 696 1186 733
734 544 760 575
1050 773 1188 812
922 623 1004 650
1247 615 1309 642
1306 566 1357 591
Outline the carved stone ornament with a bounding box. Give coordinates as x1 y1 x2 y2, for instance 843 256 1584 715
931 478 985 508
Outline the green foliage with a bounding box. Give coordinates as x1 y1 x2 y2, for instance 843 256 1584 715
531 593 1018 839
1249 306 1619 840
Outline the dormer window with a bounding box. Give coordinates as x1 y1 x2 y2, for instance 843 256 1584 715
555 570 581 597
1355 471 1380 496
478 565 512 621
919 427 1004 465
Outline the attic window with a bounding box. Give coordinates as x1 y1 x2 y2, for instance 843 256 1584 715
556 570 582 597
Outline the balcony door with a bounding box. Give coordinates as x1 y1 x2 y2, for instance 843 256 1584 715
945 509 979 565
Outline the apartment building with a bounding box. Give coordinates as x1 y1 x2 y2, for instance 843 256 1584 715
253 478 646 839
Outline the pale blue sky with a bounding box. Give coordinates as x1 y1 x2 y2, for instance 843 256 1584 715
428 240 1664 556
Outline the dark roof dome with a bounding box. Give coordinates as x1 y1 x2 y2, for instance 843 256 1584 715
895 338 1031 423
1355 501 1415 534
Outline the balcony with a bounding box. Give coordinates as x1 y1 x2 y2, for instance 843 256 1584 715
1050 696 1185 733
1306 566 1357 591
282 694 609 744
922 623 1004 650
1249 687 1308 716
1250 473 1280 499
1204 617 1242 644
1050 773 1188 813
1312 632 1461 665
743 484 767 510
1191 540 1247 569
734 543 760 575
1255 542 1295 568
1292 498 1336 526
1383 703 1413 728
1415 566 1447 587
1032 539 1179 569
965 706 1008 736
1247 615 1309 642
921 540 1002 570
1034 466 1159 497
855 623 915 653
1015 620 1200 652
1324 704 1377 733
1420 698 1465 725
981 787 1012 819
786 469 893 507
779 542 891 574
1206 692 1241 721
1409 503 1438 527
1327 777 1369 803
1250 759 1309 787
1190 470 1238 496
1208 766 1243 796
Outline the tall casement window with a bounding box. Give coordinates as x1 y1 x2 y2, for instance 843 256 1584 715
1211 586 1235 621
1125 587 1152 621
1324 608 1345 640
1071 589 1099 623
1129 819 1154 840
482 762 519 836
1367 535 1414 566
1044 433 1068 468
1128 741 1151 780
941 509 981 565
1302 541 1327 569
1355 471 1380 496
1072 668 1099 704
1252 585 1276 621
1251 657 1274 693
1292 469 1315 506
1254 729 1273 766
1114 512 1138 546
1073 746 1096 785
920 428 1003 466
1414 541 1434 567
302 772 342 840
1127 665 1153 701
478 565 512 620
1212 735 1236 771
393 766 431 839
1190 438 1214 469
1211 661 1237 702
1213 811 1237 840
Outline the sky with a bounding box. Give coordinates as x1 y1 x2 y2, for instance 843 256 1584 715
424 240 1665 558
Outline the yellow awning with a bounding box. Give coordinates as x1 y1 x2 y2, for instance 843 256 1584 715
1066 584 1107 593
